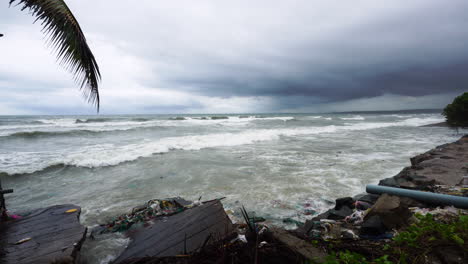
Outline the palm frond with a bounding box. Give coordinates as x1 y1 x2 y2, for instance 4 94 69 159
10 0 101 111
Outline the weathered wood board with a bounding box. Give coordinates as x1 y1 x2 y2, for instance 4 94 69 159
0 204 87 264
115 200 233 263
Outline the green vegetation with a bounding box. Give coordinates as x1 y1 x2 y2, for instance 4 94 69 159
9 0 101 110
393 214 466 249
324 251 392 264
443 92 468 127
323 214 467 264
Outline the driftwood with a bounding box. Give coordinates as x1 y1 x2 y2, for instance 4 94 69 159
0 178 13 221
0 204 87 264
115 200 233 263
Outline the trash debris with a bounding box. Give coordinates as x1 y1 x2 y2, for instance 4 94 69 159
341 229 359 240
65 209 78 213
345 210 366 225
320 219 337 224
238 234 248 243
258 241 268 248
410 206 464 222
297 200 319 216
14 237 32 245
100 198 195 234
320 221 342 240
354 201 372 210
230 234 248 244
7 213 22 220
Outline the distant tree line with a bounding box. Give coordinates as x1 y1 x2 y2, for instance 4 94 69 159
443 92 468 128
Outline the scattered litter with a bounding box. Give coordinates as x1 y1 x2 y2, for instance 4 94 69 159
65 209 78 213
296 200 319 216
341 229 359 240
303 208 316 215
258 226 268 235
434 185 466 196
345 210 366 225
410 206 463 222
8 213 22 220
259 241 268 248
238 234 248 243
306 219 349 240
354 201 372 210
321 222 342 240
14 237 32 245
100 198 196 234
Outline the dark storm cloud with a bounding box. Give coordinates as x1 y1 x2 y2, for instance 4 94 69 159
1 0 468 114
135 0 468 103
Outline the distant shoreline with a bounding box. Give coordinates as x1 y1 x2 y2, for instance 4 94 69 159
420 121 448 127
0 108 443 117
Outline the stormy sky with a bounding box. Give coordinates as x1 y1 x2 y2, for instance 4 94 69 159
1 0 467 114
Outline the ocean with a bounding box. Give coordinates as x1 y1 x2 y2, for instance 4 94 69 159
0 111 465 263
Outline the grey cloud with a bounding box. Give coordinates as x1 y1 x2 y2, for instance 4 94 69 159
1 0 468 114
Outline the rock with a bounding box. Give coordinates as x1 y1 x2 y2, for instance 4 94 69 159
440 155 455 160
398 180 418 189
310 211 331 221
334 197 355 210
269 227 327 263
360 215 387 236
327 206 354 220
354 201 372 210
385 135 468 189
364 194 413 230
411 153 433 166
379 177 399 187
398 196 428 208
353 193 380 204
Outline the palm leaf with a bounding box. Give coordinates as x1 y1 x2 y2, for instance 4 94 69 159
10 0 101 111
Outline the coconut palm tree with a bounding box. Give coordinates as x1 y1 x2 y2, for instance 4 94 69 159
8 0 101 110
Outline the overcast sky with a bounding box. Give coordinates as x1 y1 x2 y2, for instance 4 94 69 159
1 0 467 114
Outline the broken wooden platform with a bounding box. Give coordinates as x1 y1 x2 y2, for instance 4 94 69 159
115 200 233 263
0 204 87 264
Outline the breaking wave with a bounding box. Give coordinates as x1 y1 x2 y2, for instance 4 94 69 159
7 130 100 139
1 125 168 139
0 116 444 175
0 163 69 177
168 116 294 121
60 117 445 168
75 118 114 123
340 115 365 120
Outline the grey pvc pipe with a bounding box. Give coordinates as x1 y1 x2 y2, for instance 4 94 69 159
366 184 468 209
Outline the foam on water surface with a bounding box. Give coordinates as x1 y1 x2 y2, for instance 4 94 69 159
0 112 463 264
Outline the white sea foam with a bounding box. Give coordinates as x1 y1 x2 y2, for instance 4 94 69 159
0 116 296 136
0 115 446 174
340 115 365 120
59 116 445 168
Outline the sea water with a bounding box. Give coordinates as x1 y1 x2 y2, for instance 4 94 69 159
0 111 465 263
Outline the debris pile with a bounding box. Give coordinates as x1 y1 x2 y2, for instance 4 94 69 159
95 197 196 234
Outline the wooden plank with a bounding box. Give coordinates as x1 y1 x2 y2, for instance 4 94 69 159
0 190 13 195
115 200 233 262
0 204 87 264
0 179 10 221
